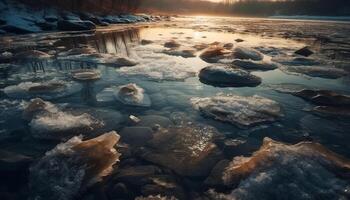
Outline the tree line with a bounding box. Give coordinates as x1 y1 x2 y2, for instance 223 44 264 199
16 0 141 13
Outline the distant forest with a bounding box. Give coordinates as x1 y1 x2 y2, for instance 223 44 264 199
141 0 350 16
15 0 141 13
10 0 350 16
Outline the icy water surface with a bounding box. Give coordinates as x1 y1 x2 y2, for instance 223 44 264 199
0 16 350 200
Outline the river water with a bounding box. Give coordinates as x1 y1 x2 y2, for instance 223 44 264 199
0 16 349 200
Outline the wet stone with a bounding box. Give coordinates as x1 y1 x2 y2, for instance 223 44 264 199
199 65 262 87
164 40 181 48
115 83 151 107
295 46 314 57
232 46 264 61
139 125 223 177
120 127 154 146
199 46 232 63
232 59 278 71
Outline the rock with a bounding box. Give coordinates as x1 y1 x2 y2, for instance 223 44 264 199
232 46 264 61
283 65 348 79
204 160 230 187
120 127 154 146
223 43 234 49
293 89 350 106
22 98 58 120
193 43 209 51
137 115 174 128
114 84 151 107
191 95 283 127
235 39 244 43
36 21 56 31
111 57 139 67
232 59 278 71
272 56 321 66
141 39 154 45
211 138 350 199
71 69 101 81
135 195 178 200
162 48 196 58
199 66 262 87
1 24 39 34
199 46 232 63
29 132 121 200
164 40 180 48
57 20 96 31
295 46 314 57
140 125 223 177
220 138 261 158
107 183 130 199
0 51 13 63
311 106 350 117
0 150 32 172
112 165 162 186
141 175 186 199
79 13 104 26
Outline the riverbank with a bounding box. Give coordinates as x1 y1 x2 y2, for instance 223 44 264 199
0 0 168 35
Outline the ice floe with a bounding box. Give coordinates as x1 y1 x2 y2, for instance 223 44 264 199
29 131 121 200
3 80 81 100
207 138 350 200
191 94 282 127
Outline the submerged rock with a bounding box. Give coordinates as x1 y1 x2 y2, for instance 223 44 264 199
199 66 262 87
29 132 121 200
232 59 278 71
208 138 350 199
114 84 151 107
311 106 350 117
71 69 101 81
191 95 282 127
199 46 232 63
282 65 348 79
140 125 223 177
232 46 264 61
0 150 33 172
293 89 350 106
295 46 314 57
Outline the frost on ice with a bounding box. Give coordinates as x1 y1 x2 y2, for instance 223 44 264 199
24 98 103 140
29 131 121 200
114 83 151 107
208 138 350 200
191 94 282 127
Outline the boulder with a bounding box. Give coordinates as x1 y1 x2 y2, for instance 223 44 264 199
141 39 154 45
57 20 96 31
199 66 262 87
293 89 350 106
191 94 283 127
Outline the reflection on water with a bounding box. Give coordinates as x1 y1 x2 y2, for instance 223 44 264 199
1 16 350 200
